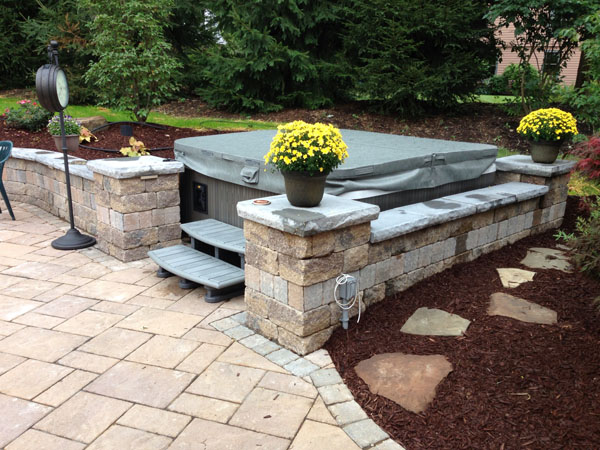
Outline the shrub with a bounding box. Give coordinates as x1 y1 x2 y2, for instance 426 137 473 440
2 99 53 132
570 198 600 278
82 0 181 122
572 136 600 180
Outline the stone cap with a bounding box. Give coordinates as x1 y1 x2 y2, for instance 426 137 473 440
237 194 380 237
12 147 94 180
86 155 184 179
496 155 576 177
370 182 549 243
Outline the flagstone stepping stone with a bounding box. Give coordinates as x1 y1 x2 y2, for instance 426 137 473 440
521 247 572 272
400 307 470 336
496 268 536 288
355 353 452 414
488 292 557 325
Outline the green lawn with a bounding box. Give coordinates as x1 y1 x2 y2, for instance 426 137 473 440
0 97 278 131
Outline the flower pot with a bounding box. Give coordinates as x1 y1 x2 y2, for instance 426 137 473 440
281 170 329 207
52 135 80 153
529 140 562 164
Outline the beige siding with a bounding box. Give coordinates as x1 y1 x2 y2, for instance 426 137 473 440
494 24 581 85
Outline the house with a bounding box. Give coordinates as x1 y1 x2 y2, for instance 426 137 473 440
495 23 583 85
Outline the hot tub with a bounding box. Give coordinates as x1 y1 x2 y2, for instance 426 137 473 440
175 129 497 227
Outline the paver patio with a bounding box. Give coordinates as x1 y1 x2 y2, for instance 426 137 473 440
0 202 400 450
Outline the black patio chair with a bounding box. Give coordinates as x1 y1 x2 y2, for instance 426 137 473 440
0 141 15 220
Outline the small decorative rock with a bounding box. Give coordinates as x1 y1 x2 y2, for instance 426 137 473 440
521 247 572 272
355 353 452 413
496 268 536 288
488 292 557 325
400 307 470 336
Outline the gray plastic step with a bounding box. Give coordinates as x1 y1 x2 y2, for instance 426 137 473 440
148 245 245 302
181 219 246 255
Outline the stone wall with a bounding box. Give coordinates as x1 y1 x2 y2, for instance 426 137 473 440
5 149 97 235
238 156 575 355
4 149 184 262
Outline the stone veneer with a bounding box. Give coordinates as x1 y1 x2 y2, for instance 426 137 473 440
237 156 576 355
4 149 184 262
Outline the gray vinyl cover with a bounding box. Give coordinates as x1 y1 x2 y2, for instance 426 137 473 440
174 129 497 195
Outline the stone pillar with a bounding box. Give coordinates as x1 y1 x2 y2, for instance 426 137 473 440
237 194 379 355
87 156 184 262
495 155 576 231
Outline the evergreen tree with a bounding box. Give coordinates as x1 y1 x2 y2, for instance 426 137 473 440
82 0 181 122
196 0 352 112
344 0 499 114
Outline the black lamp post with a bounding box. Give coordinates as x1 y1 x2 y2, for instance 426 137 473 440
36 41 96 250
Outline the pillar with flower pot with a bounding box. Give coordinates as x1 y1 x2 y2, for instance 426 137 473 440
516 108 579 164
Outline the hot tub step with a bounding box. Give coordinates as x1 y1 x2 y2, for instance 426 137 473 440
148 245 245 302
181 219 246 255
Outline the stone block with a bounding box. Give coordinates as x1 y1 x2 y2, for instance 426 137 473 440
417 244 433 268
359 264 376 290
429 240 446 264
403 249 419 273
273 276 288 305
363 283 385 306
443 238 457 259
518 198 539 214
550 202 566 221
96 205 110 225
245 288 269 317
158 224 181 242
385 275 409 297
110 210 125 231
106 177 145 195
245 242 279 275
368 241 392 264
334 223 371 252
520 174 546 185
279 252 343 286
157 189 180 208
260 271 274 297
151 209 166 227
246 311 278 341
268 301 331 337
545 172 571 189
494 171 522 184
276 326 334 356
145 174 179 192
343 244 368 273
541 185 569 208
163 206 180 225
110 244 150 262
110 192 157 213
496 220 509 239
245 264 260 292
494 203 519 222
94 188 109 208
112 227 158 250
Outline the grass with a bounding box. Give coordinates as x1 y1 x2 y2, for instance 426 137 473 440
473 94 515 104
0 97 278 131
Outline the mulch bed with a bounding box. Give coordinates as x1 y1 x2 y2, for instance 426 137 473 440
326 196 600 450
0 120 217 161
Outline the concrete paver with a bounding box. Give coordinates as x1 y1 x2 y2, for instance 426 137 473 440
34 391 131 443
0 202 385 449
84 361 195 408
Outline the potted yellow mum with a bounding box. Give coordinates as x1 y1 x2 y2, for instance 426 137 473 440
264 120 349 207
516 108 578 163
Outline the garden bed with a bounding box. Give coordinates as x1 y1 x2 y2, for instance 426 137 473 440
326 196 600 450
0 120 215 160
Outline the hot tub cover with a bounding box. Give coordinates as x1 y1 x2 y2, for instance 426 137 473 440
174 129 497 195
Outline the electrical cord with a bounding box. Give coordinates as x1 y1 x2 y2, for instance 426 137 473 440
333 273 362 324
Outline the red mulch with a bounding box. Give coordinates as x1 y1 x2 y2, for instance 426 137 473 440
325 196 600 450
0 120 218 160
